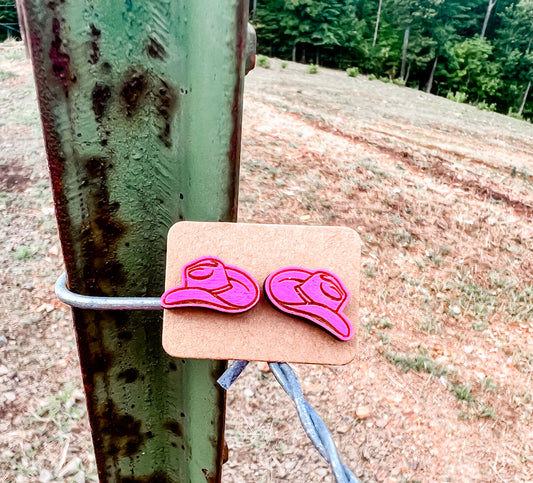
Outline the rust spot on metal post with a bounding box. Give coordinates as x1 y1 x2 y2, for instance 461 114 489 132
147 38 166 60
78 157 127 293
157 80 177 148
118 368 140 383
202 468 217 483
89 24 101 64
121 474 171 483
92 84 111 122
46 0 65 9
49 18 72 95
222 441 229 464
164 420 183 437
95 399 147 457
121 72 148 116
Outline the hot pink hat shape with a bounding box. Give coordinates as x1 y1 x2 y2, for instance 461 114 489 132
161 256 260 313
264 267 353 341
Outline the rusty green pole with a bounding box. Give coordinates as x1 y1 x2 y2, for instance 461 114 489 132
20 0 248 481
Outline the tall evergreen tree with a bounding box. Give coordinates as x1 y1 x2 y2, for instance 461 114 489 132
496 0 533 115
448 36 502 102
424 0 473 93
481 0 499 38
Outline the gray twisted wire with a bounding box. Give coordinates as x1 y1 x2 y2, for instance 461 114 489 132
218 361 360 483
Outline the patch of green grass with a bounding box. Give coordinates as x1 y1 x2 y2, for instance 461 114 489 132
438 245 451 256
476 404 496 418
459 401 497 421
420 294 434 313
226 428 276 449
0 43 25 61
511 387 532 409
14 245 34 261
392 230 415 248
257 54 270 69
359 158 391 178
362 262 377 278
243 158 271 173
507 109 526 121
506 285 533 323
447 91 468 103
471 320 489 331
361 316 393 334
431 279 454 293
281 61 288 69
451 266 532 325
401 274 425 287
457 279 498 320
415 259 427 271
509 348 533 373
384 349 448 377
361 317 393 342
308 63 318 74
0 69 15 81
476 101 496 112
480 376 498 393
451 383 474 403
378 331 391 344
346 66 359 77
426 251 444 267
340 176 379 194
31 384 85 433
390 214 403 225
489 273 518 290
374 317 393 329
39 218 57 235
386 350 497 420
419 315 441 334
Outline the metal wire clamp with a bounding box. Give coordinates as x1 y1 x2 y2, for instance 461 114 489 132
55 272 163 311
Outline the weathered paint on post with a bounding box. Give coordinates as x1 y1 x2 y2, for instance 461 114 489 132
20 0 248 480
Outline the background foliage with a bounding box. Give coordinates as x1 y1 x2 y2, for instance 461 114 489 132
0 0 20 42
252 0 533 120
1 1 530 120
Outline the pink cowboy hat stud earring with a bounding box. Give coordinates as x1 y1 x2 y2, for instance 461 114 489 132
161 256 260 313
263 267 354 341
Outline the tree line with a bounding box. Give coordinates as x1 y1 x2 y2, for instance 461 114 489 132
252 0 533 120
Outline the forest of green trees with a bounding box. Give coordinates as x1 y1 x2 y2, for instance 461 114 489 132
252 0 533 120
2 1 531 120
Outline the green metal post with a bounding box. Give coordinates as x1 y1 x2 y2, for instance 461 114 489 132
20 0 248 481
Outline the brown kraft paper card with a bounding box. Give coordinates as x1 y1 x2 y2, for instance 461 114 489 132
162 222 360 365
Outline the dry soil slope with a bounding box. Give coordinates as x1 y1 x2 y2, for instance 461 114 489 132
225 59 533 483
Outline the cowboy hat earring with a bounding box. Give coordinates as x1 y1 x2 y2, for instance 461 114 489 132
263 267 354 341
161 256 260 313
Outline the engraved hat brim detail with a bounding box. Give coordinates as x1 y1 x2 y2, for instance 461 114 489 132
264 267 353 341
161 257 260 313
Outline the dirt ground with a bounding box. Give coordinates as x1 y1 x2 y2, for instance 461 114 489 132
1 41 533 482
